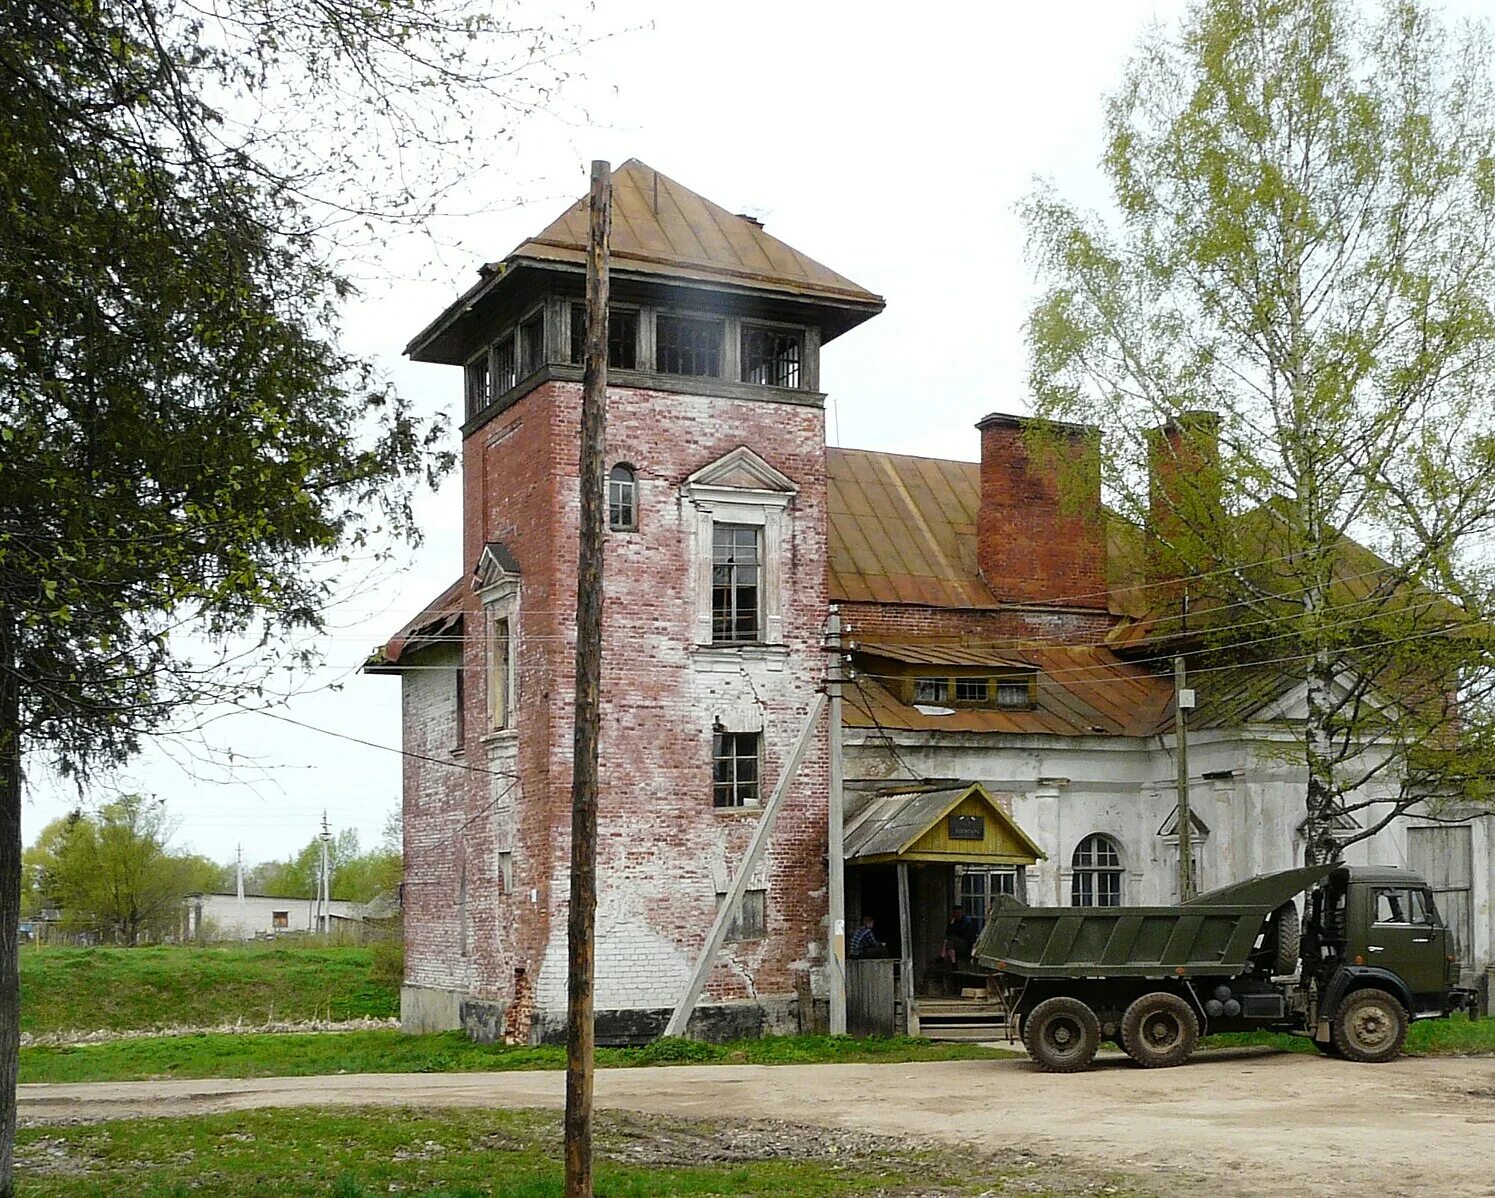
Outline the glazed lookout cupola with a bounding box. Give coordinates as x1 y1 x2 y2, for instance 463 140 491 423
404 159 885 434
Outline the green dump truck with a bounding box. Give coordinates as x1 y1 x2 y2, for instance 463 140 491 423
972 863 1479 1071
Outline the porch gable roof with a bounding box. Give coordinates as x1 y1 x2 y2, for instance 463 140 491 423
844 782 1046 866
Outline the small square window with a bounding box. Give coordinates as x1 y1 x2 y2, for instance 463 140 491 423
713 730 760 807
272 910 289 930
519 312 545 377
657 314 722 377
570 306 639 370
954 677 989 704
719 888 767 940
913 677 947 703
741 326 802 388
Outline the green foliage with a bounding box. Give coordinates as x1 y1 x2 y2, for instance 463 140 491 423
12 1107 1016 1198
244 823 401 905
24 797 225 944
1025 0 1495 856
17 1030 1019 1085
19 945 397 1035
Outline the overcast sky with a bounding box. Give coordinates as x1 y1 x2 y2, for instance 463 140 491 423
23 0 1489 868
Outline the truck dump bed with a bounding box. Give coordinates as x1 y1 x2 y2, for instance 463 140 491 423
973 865 1333 979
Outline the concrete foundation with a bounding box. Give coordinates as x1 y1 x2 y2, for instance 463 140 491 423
401 983 465 1034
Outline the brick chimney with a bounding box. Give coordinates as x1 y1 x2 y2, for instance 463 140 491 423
1146 411 1221 582
976 412 1107 609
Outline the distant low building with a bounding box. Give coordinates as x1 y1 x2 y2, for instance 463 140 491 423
184 892 367 940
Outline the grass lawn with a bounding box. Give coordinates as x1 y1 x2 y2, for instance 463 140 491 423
13 1106 1141 1197
19 1030 1020 1085
1201 1011 1494 1055
19 944 397 1035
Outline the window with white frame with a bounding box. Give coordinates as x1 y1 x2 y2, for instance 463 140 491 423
1071 833 1123 907
682 447 796 649
608 464 637 531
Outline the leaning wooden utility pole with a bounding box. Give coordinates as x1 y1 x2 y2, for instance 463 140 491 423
826 608 847 1035
564 158 610 1198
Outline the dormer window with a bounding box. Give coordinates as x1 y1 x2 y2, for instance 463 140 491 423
902 672 1036 710
657 314 722 378
741 325 802 388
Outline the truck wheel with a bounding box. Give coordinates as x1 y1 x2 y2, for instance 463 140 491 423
1022 997 1101 1073
1330 989 1408 1064
1120 992 1200 1068
1271 901 1301 976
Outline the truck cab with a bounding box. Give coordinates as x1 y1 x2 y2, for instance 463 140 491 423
1304 866 1468 1040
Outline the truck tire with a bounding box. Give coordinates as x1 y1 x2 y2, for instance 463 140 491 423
1120 992 1200 1068
1022 997 1101 1073
1330 988 1408 1064
1271 901 1301 976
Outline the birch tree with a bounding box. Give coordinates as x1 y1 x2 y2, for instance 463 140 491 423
1025 0 1495 864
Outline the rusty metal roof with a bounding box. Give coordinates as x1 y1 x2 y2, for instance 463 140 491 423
364 578 465 673
512 160 884 307
827 447 995 608
854 641 1032 670
845 645 1174 738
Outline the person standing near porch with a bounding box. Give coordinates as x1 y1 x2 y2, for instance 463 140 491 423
850 914 885 958
941 906 979 965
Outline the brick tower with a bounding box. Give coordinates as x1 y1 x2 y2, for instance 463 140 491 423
372 161 883 1041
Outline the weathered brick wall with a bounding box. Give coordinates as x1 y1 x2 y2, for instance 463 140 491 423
976 413 1108 609
402 378 830 1030
399 643 475 994
839 602 1114 644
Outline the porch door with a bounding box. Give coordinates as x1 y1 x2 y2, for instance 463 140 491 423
1407 825 1473 964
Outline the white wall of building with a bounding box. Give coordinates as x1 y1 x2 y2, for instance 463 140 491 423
185 892 365 940
846 724 1494 979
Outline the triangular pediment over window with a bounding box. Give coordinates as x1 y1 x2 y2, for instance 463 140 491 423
473 541 521 594
684 446 798 497
1157 806 1211 839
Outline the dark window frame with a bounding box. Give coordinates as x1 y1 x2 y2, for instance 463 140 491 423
656 312 723 378
465 354 491 420
491 331 517 396
569 304 640 370
713 729 761 808
740 323 803 388
519 310 546 378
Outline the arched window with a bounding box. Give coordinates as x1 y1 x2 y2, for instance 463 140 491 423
608 463 637 531
1071 834 1123 907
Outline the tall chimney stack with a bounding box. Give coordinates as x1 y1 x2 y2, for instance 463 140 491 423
1146 410 1221 584
975 412 1107 609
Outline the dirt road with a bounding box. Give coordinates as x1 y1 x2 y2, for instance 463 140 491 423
19 1047 1495 1197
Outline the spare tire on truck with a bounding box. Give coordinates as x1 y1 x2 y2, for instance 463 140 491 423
1022 996 1101 1073
1270 901 1301 976
1120 991 1200 1068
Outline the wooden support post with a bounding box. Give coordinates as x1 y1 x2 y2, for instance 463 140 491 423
564 158 610 1198
826 609 846 1036
897 860 914 1036
664 692 828 1038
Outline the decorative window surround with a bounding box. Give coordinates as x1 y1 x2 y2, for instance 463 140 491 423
473 541 520 737
682 447 797 648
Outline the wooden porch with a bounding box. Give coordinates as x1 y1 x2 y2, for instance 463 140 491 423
842 782 1045 1040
